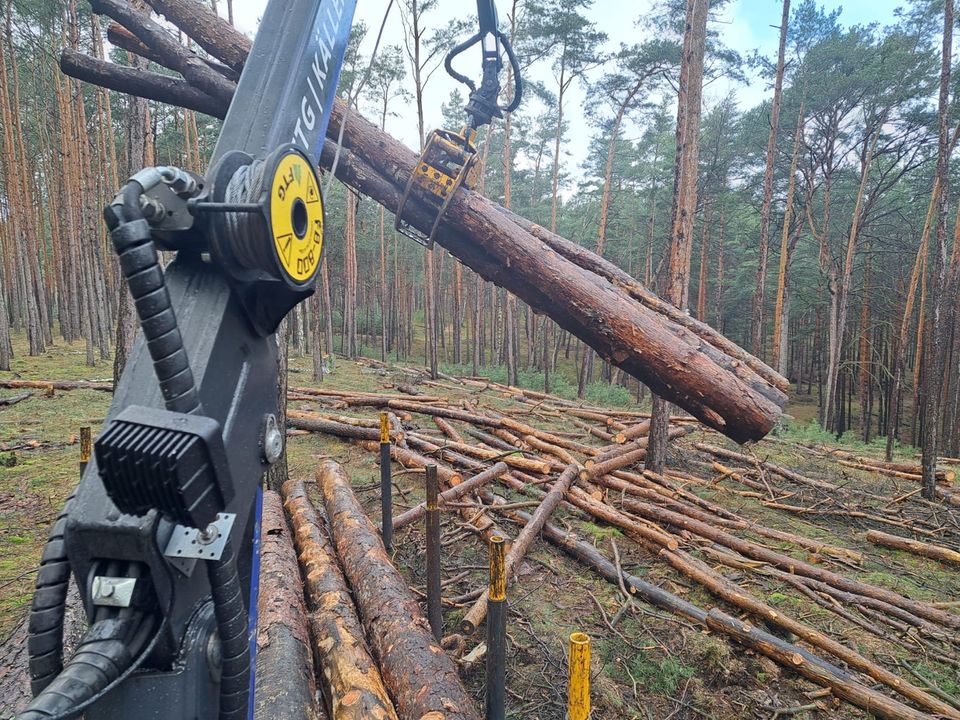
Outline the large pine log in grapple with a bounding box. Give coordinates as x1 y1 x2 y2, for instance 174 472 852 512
60 0 789 444
316 460 481 720
255 491 323 720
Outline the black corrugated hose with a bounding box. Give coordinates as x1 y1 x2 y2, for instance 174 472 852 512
207 539 250 720
26 491 75 695
18 563 164 720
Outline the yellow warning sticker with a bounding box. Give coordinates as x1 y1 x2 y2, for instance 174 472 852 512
269 150 324 284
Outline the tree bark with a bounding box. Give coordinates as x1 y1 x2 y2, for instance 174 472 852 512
255 491 322 720
751 0 790 357
281 478 398 720
921 0 954 499
649 0 710 471
317 460 480 720
771 111 804 376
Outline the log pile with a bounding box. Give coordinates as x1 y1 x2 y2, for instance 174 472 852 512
6 369 960 716
59 0 790 444
277 372 960 719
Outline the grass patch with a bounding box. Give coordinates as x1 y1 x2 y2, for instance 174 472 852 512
627 654 697 695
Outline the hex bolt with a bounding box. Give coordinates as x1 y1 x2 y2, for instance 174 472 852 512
263 414 283 464
198 524 219 545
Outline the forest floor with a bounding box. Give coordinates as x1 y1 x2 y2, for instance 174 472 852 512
2 333 959 719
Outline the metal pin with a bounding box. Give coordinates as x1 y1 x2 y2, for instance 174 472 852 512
425 464 442 642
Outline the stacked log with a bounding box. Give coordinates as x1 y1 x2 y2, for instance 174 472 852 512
280 479 398 720
316 461 481 720
255 491 323 720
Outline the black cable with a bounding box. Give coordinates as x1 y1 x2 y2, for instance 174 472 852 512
207 539 250 720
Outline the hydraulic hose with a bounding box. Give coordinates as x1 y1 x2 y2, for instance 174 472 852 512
207 539 250 720
26 492 75 695
17 563 159 720
104 178 201 415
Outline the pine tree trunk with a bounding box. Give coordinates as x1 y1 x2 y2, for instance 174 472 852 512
343 193 358 358
920 0 953 499
859 253 872 441
771 111 804 375
114 49 150 384
886 183 936 458
695 200 711 322
751 0 790 357
648 0 709 473
823 127 881 432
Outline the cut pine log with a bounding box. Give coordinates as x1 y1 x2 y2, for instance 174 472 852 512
865 530 960 568
406 433 554 475
392 462 509 531
280 479 399 720
0 379 112 392
661 548 960 718
287 411 396 443
497 511 933 720
623 498 960 629
0 392 33 407
61 3 789 444
838 460 954 484
255 491 322 720
459 465 580 634
703 609 933 720
693 443 839 492
316 460 481 720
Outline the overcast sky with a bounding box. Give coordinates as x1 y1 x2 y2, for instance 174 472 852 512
226 0 909 177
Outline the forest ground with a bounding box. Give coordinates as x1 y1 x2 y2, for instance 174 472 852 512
1 333 958 719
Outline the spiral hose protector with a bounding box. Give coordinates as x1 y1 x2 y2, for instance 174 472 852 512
106 182 200 415
206 539 250 720
26 493 76 695
17 611 147 719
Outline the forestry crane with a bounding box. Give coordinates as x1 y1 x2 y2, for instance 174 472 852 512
15 1 520 718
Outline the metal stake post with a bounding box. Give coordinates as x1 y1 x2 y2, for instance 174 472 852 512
486 535 507 720
79 426 91 476
425 464 442 641
567 632 591 720
380 412 392 551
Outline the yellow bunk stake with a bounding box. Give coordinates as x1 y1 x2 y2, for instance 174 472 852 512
567 632 591 720
79 426 92 476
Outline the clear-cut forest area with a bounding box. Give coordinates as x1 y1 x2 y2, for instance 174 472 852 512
1 0 960 718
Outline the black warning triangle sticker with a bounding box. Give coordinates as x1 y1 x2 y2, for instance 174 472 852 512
278 234 294 265
306 173 319 204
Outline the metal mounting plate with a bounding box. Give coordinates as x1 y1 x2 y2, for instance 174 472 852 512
164 513 236 563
